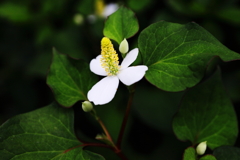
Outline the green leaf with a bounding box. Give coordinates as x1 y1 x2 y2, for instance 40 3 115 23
47 48 98 107
52 149 105 160
172 69 238 149
213 146 240 160
76 0 94 16
103 6 139 44
138 21 240 91
0 2 31 22
183 147 217 160
0 103 105 160
217 7 240 25
183 147 197 160
127 0 152 12
199 155 216 160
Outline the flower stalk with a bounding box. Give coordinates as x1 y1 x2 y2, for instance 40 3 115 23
89 109 128 160
117 84 136 148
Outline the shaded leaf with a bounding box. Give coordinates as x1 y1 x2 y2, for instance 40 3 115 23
217 7 240 25
76 0 94 16
52 149 105 160
138 21 240 91
103 6 139 44
0 103 105 159
0 2 31 22
213 146 240 160
127 0 152 12
47 48 98 107
172 69 238 149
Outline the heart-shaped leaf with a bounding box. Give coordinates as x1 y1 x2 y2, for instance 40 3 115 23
138 21 240 91
103 6 139 44
172 69 238 149
47 48 98 107
0 103 105 160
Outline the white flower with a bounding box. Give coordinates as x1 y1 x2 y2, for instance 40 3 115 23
87 37 148 105
87 2 118 24
102 3 118 18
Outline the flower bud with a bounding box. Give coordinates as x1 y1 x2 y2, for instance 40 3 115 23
73 14 84 25
82 101 93 112
119 38 129 54
196 141 207 155
95 133 105 140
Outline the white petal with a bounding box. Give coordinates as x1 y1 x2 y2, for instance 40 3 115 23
87 76 119 105
120 48 139 70
118 66 148 86
90 55 107 76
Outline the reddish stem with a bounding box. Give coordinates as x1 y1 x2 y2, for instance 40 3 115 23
89 86 136 160
115 151 129 160
117 85 136 148
97 117 114 142
95 111 129 160
64 143 110 153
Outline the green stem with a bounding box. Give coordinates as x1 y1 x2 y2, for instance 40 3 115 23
117 84 136 148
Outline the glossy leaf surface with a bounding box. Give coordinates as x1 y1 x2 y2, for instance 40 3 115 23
103 6 139 44
138 21 240 91
47 48 97 107
0 103 105 160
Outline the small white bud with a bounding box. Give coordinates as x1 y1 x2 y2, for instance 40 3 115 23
196 141 207 155
95 134 105 140
119 38 129 54
87 14 97 24
82 101 93 112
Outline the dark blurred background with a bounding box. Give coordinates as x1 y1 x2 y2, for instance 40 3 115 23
1 0 240 159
